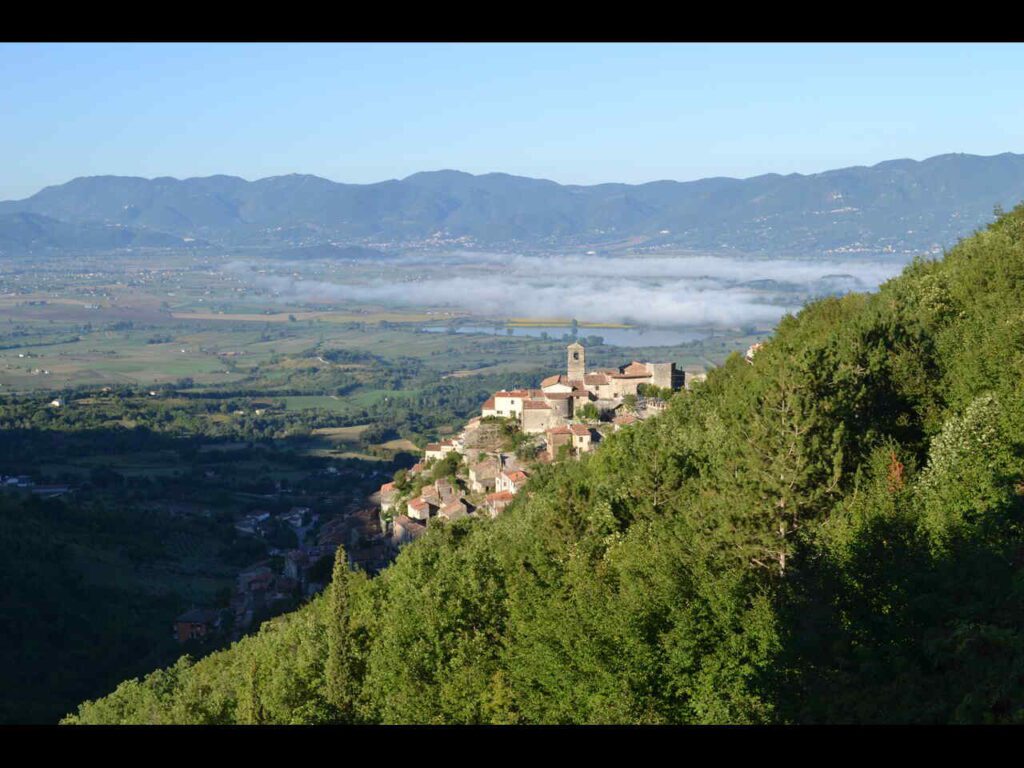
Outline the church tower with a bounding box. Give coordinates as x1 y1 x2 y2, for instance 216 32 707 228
567 342 585 382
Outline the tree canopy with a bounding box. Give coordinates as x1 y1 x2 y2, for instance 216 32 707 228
66 205 1024 725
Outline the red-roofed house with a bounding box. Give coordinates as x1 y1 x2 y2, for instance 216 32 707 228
438 499 469 521
486 491 515 517
541 374 573 394
407 496 436 521
546 425 573 460
570 424 597 453
496 469 529 495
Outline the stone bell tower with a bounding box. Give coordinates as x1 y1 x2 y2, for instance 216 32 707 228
567 341 585 382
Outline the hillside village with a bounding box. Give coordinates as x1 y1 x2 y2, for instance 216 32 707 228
379 342 706 546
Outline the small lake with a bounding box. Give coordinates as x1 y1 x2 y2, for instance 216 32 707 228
419 324 710 347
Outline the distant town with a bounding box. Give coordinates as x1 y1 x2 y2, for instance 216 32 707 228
379 342 708 546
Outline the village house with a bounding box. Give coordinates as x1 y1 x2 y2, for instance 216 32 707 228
468 455 501 493
421 485 442 507
234 511 271 537
283 545 336 587
379 481 399 514
392 514 427 546
434 477 457 503
407 496 436 521
496 468 529 495
613 413 640 429
546 425 573 460
2 475 34 488
237 564 275 594
570 423 597 454
424 439 457 461
438 499 469 521
375 340 695 550
485 490 515 517
173 607 221 644
481 343 682 433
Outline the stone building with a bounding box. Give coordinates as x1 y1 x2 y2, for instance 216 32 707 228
481 343 682 433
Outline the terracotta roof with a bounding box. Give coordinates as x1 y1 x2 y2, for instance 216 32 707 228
584 373 610 385
482 398 496 409
547 425 572 435
408 497 430 512
487 491 515 503
425 442 441 452
570 424 592 437
541 374 565 387
506 470 529 484
380 481 396 493
624 361 650 375
494 389 529 399
440 500 466 515
523 400 550 410
545 392 572 399
614 414 638 425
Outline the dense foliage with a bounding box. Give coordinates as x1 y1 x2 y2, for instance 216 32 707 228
0 494 228 724
65 206 1024 723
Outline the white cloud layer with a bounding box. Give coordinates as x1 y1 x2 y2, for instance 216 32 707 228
224 252 911 328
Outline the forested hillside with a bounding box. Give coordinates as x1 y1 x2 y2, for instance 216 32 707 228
66 205 1024 724
5 153 1024 254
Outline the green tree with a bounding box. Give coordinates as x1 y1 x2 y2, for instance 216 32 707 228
324 547 360 722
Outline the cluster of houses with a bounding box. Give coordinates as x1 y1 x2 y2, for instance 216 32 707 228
174 542 339 644
1 474 73 498
2 474 34 489
380 451 533 547
234 505 316 538
479 342 684 436
378 343 695 549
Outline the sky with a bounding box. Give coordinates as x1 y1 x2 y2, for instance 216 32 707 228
2 42 1023 201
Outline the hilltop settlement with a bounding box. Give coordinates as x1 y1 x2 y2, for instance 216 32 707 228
379 342 705 545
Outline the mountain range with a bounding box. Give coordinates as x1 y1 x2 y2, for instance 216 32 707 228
3 152 1024 256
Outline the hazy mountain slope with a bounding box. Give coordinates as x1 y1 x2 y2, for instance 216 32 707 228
65 205 1024 724
4 153 1024 253
0 212 196 254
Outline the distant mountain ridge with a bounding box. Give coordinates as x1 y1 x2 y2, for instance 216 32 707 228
0 212 197 254
3 152 1024 255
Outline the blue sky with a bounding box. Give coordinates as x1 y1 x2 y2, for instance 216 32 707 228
2 42 1023 200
